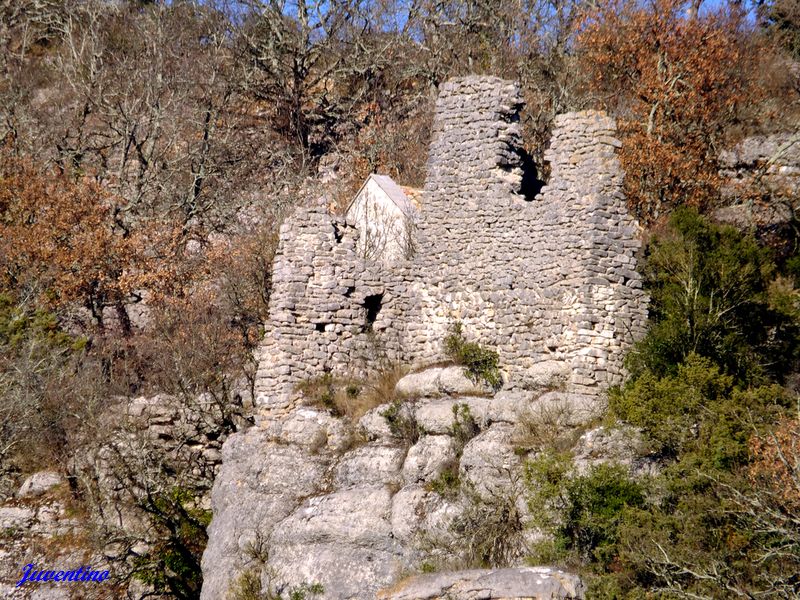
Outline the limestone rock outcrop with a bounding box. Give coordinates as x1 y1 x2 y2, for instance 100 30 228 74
715 133 799 235
0 478 121 599
200 369 657 599
378 567 585 600
16 472 63 499
201 388 523 598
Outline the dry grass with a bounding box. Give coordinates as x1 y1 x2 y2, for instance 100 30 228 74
298 363 408 423
419 472 530 571
514 396 587 454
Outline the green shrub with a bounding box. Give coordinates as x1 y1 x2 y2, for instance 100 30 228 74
419 561 436 574
547 210 800 598
380 399 419 445
586 360 793 598
560 465 645 566
610 353 791 468
288 583 324 600
426 465 460 499
228 569 324 600
425 404 479 499
444 322 502 389
228 568 263 600
0 294 84 351
525 453 645 569
448 403 479 453
629 207 799 385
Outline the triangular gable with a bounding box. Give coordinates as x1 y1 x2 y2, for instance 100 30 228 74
345 174 417 217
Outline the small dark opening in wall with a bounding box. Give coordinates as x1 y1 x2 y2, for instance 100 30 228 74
520 148 545 201
315 323 327 332
332 222 344 243
363 293 383 329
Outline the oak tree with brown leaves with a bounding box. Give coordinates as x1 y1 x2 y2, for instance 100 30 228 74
578 0 762 224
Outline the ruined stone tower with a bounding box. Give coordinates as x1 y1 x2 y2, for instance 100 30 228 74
252 75 648 412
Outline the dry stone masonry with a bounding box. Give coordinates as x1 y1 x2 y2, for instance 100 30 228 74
201 76 650 600
254 75 647 411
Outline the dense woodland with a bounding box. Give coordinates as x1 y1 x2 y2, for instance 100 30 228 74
0 0 799 598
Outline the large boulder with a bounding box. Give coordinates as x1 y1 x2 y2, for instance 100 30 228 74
334 443 406 488
395 367 494 398
17 471 63 499
403 436 457 485
459 424 521 496
413 393 527 434
199 428 331 600
572 425 659 477
267 485 412 598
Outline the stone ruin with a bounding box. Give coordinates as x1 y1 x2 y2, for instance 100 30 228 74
254 75 648 413
199 76 650 600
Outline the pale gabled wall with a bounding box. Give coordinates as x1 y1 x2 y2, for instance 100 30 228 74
347 176 415 265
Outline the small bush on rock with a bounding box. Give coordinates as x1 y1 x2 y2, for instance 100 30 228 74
449 478 529 568
448 403 480 453
228 568 324 600
380 399 420 445
444 322 502 390
514 397 586 454
426 463 461 499
228 569 263 600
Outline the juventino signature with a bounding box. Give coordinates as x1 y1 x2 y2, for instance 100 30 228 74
16 563 110 587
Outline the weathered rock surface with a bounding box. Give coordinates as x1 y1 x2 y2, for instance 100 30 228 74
572 425 660 477
199 378 644 599
378 567 585 599
390 485 443 544
522 360 571 390
268 485 410 598
413 392 532 434
200 427 331 600
395 367 493 398
715 134 799 238
17 472 63 499
459 424 521 496
335 444 406 488
403 436 457 484
0 490 121 599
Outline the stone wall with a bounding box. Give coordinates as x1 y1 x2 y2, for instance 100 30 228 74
405 78 647 390
254 75 648 410
254 204 411 411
